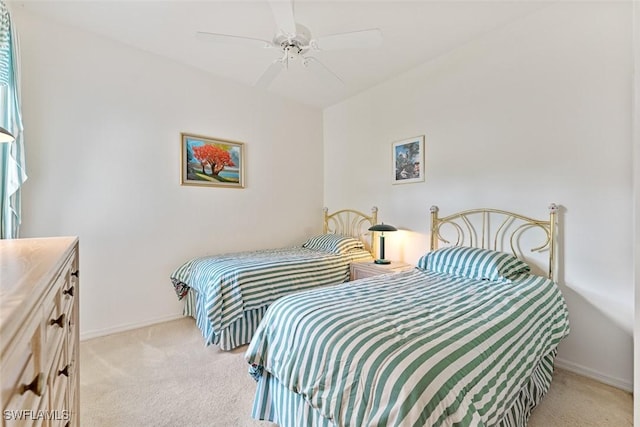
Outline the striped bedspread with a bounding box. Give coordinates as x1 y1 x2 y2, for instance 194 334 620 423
170 247 372 343
245 269 570 427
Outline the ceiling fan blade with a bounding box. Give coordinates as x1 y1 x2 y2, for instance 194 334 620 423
313 28 382 51
268 0 297 36
303 57 343 86
255 59 284 88
196 31 273 49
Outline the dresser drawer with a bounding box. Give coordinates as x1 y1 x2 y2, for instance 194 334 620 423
48 346 71 427
2 354 45 427
42 285 66 373
1 312 44 421
58 254 77 318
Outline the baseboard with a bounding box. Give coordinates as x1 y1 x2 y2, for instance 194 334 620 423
555 357 633 393
79 313 184 341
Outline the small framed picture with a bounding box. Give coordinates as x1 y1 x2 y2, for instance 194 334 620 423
392 135 425 184
181 133 245 188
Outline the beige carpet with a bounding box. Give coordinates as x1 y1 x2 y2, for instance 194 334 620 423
80 317 632 427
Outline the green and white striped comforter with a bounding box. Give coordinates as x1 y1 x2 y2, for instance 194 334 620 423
170 247 373 346
245 269 570 426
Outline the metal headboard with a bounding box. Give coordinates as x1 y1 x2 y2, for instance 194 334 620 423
323 207 378 256
430 204 558 279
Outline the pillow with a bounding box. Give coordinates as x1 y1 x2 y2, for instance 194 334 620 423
417 246 530 281
302 234 364 255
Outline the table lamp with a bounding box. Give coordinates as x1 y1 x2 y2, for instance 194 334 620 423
368 223 397 264
0 126 14 144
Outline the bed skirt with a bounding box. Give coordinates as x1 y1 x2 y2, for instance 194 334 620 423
183 288 269 350
250 349 559 427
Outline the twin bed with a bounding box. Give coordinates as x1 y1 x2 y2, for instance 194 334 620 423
243 204 570 427
170 207 379 350
170 204 570 426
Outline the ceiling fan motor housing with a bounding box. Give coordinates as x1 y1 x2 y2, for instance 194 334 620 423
273 23 312 60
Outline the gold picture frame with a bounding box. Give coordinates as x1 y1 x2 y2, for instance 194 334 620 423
181 133 245 188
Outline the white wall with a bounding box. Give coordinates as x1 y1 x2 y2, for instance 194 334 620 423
12 8 324 339
633 0 639 422
325 2 634 390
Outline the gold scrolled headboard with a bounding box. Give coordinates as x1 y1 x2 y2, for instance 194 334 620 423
323 207 378 256
430 204 559 279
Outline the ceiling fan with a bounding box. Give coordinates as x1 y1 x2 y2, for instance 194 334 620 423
196 0 383 88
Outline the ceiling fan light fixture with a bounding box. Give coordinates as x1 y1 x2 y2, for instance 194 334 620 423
285 44 301 61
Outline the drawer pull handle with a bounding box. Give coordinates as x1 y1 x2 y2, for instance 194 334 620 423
63 286 74 297
71 270 79 278
20 373 45 396
58 364 70 377
50 313 66 328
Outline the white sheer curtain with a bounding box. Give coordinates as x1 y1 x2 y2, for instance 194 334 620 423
0 0 26 239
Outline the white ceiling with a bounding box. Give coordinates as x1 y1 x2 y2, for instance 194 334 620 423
16 0 549 109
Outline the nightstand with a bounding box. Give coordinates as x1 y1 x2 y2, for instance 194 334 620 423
350 261 413 281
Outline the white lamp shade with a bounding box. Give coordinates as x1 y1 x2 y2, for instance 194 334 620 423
0 126 14 143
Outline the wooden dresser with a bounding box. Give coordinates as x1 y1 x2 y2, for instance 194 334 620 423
0 237 79 427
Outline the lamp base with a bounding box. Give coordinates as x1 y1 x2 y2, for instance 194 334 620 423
374 259 391 265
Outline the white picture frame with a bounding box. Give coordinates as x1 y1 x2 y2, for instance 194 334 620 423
392 135 425 184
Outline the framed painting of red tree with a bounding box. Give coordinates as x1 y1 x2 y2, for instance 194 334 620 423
181 133 245 188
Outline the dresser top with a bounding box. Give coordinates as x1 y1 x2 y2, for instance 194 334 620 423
0 236 78 328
